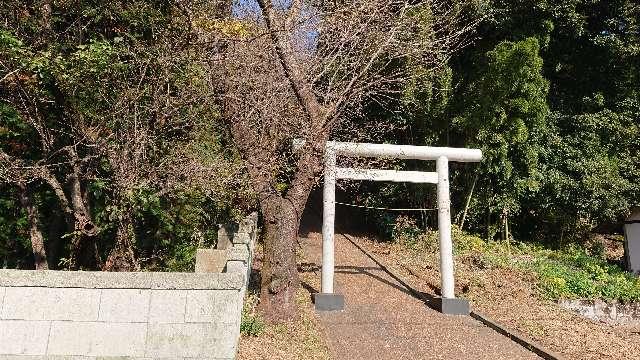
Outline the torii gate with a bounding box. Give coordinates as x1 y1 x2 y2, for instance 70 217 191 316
313 141 482 315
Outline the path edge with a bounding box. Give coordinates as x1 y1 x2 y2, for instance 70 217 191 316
469 311 566 360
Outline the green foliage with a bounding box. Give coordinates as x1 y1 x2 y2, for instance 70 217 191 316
359 0 640 245
526 108 640 239
241 311 266 337
452 233 640 302
0 103 33 158
394 224 640 302
0 1 249 270
459 37 549 220
391 216 430 250
533 247 640 302
240 294 265 337
0 186 29 267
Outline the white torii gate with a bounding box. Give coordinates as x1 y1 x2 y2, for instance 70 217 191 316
314 141 482 315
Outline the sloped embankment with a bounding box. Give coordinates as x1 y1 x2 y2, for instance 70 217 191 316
355 231 640 360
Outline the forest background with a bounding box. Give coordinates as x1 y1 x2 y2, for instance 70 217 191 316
0 0 638 278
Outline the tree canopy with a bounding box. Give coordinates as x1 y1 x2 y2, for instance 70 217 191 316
0 0 638 321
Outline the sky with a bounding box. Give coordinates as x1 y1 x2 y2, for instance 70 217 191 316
232 0 320 54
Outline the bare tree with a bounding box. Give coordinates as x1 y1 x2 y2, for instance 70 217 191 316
221 0 477 320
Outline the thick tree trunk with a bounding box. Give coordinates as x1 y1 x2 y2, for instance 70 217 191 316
17 183 48 270
231 0 333 322
259 196 300 322
67 177 99 268
63 150 100 269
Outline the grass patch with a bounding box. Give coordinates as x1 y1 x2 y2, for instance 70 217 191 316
237 287 330 360
465 236 640 301
237 242 330 360
391 216 640 302
240 294 265 337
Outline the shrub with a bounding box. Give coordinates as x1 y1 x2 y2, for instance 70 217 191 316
401 226 640 302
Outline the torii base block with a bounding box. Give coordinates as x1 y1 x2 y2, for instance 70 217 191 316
435 297 470 315
314 293 345 311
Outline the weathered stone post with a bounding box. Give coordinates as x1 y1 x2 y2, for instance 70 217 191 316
624 209 640 275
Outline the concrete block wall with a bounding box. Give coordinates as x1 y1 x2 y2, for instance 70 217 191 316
0 213 258 360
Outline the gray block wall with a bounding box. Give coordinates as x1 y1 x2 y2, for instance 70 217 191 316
0 213 258 360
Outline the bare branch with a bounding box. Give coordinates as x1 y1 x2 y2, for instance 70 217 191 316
256 0 325 122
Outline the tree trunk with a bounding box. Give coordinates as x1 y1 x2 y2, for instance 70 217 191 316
65 150 100 269
37 0 53 46
17 183 48 270
505 210 510 242
104 211 139 272
459 171 478 231
67 182 98 268
486 207 491 241
259 196 300 322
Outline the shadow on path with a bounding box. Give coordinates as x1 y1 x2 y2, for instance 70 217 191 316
298 261 440 311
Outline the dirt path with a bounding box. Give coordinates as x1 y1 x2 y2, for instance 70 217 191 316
299 231 541 360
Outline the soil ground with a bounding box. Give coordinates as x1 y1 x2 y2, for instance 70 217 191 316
354 233 640 360
237 245 331 360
